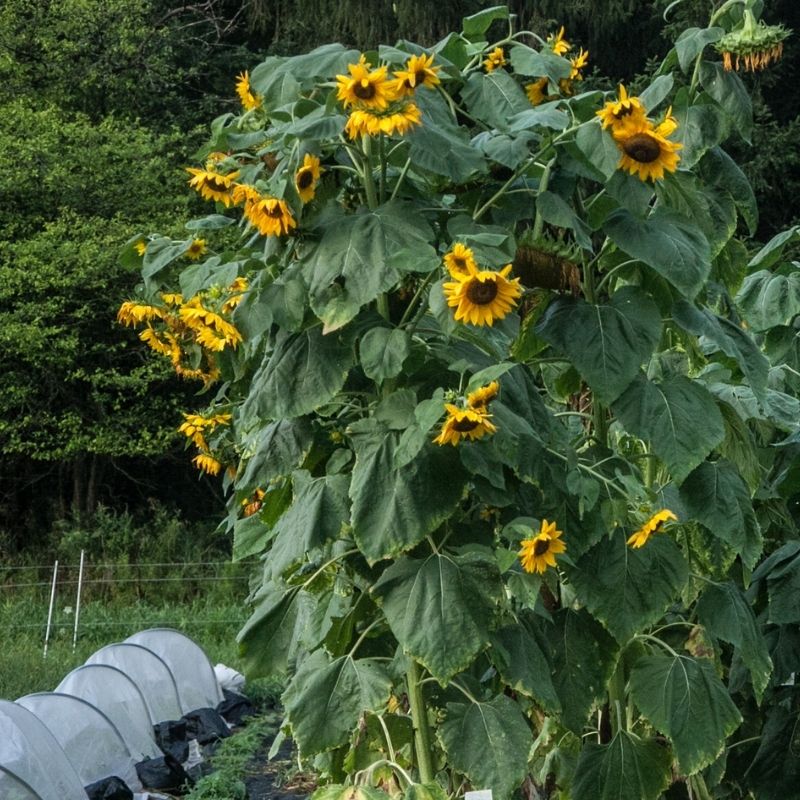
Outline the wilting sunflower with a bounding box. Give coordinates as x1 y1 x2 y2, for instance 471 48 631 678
519 519 566 574
117 301 163 326
295 154 323 203
596 85 648 134
483 47 506 72
443 262 523 326
614 111 681 182
467 380 500 410
242 488 265 518
627 509 677 549
716 9 790 72
237 191 297 237
443 243 477 278
235 71 262 111
548 26 571 56
186 238 207 261
433 403 497 446
336 55 394 111
186 167 240 207
344 103 422 138
525 77 550 106
393 53 441 94
193 453 222 476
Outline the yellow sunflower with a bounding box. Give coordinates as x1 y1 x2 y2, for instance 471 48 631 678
336 55 395 110
392 53 441 94
242 488 265 518
569 47 589 79
295 153 323 203
134 240 147 256
525 77 550 106
548 26 571 56
443 263 523 326
433 403 497 446
443 243 477 278
596 85 648 134
344 102 421 138
627 509 678 549
614 112 681 182
193 453 222 476
483 47 506 72
186 238 207 261
117 301 163 326
236 190 297 237
467 380 500 410
519 519 567 574
186 167 240 207
235 70 262 111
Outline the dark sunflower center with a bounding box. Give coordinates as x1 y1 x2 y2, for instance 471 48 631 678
354 80 376 100
533 538 550 556
265 204 284 218
296 169 314 189
466 278 499 305
414 70 427 85
453 417 480 432
622 133 661 163
452 257 466 270
207 176 229 191
613 104 634 119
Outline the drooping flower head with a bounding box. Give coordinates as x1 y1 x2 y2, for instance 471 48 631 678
117 301 164 326
596 85 648 134
186 238 207 261
548 26 571 56
627 509 678 549
344 103 422 139
336 55 395 111
433 403 497 446
613 109 681 182
443 262 523 326
233 185 297 237
242 488 266 517
186 167 240 207
295 154 323 203
467 381 500 410
526 77 550 106
193 453 222 476
716 9 790 72
483 47 506 72
443 243 478 278
235 71 262 111
519 519 567 574
393 53 441 94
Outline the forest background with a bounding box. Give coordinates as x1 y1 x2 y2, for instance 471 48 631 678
2 0 799 559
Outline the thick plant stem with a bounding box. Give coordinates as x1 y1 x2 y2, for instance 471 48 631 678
531 156 556 240
407 659 435 783
362 135 379 210
608 659 627 734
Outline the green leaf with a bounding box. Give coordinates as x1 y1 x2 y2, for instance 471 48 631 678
629 653 742 774
700 61 752 143
350 423 466 563
763 546 800 625
710 383 799 433
604 207 711 299
237 584 301 678
744 707 800 797
284 650 392 755
735 269 800 332
574 122 620 181
569 534 688 644
748 225 800 270
612 374 724 483
438 695 533 800
141 237 190 286
672 300 768 403
491 619 560 712
461 71 531 131
675 27 724 72
508 103 570 132
242 328 352 421
372 552 501 683
696 582 772 701
673 96 726 168
535 191 592 250
639 74 674 113
573 732 673 800
284 43 362 81
238 418 314 491
360 328 410 382
267 471 350 578
535 608 619 733
679 460 761 567
536 287 661 404
700 147 758 236
185 214 235 231
474 130 537 169
462 5 509 39
508 43 572 82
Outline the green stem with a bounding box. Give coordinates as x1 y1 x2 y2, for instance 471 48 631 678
608 661 627 734
531 156 556 240
399 271 438 328
689 0 746 95
362 135 379 210
407 659 435 783
379 133 387 204
390 156 412 202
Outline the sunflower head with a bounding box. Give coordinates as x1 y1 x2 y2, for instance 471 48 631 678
336 55 395 110
134 240 147 256
569 48 589 80
483 47 506 72
393 53 441 93
443 263 523 327
627 509 678 549
548 26 571 56
433 403 497 446
193 453 223 476
519 519 566 574
186 167 240 207
615 114 682 183
235 70 262 111
467 380 500 410
443 243 478 278
186 238 207 261
716 9 791 71
344 102 422 139
526 77 550 106
295 153 323 203
596 85 648 134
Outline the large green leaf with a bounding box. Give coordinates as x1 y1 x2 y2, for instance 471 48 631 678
284 650 392 755
700 61 752 143
237 418 314 492
438 695 533 800
536 287 661 404
700 147 758 236
569 534 688 643
242 327 353 420
763 545 800 625
491 618 560 712
629 653 742 774
267 471 350 579
305 204 437 330
534 608 619 733
639 74 674 113
573 732 672 800
535 191 592 249
573 121 620 181
359 327 410 383
675 27 724 72
371 552 502 683
508 43 572 82
679 460 761 567
604 207 711 299
696 582 772 701
673 97 726 168
350 421 467 563
748 225 800 270
612 374 725 483
461 70 531 131
735 269 800 332
744 706 800 798
462 5 509 39
672 300 768 404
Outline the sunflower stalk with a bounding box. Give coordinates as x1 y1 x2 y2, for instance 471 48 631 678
406 659 435 784
531 156 556 240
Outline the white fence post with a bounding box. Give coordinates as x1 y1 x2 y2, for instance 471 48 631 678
72 550 85 651
43 560 59 658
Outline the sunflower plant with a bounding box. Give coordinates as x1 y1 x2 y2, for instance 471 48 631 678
120 2 800 797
